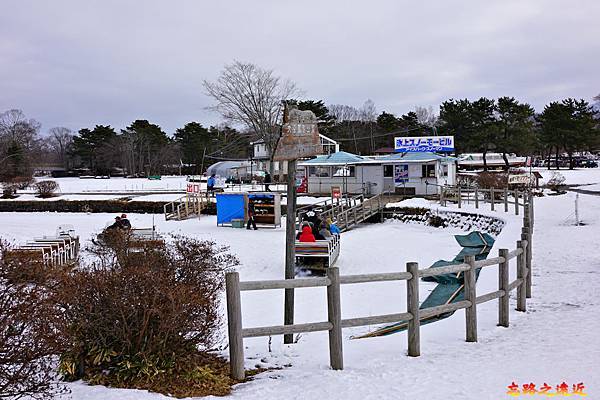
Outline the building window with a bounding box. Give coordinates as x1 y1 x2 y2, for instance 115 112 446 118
309 166 330 177
422 164 436 178
383 165 393 177
333 166 355 177
442 164 448 177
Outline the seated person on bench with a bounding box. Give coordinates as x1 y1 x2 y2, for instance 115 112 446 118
326 218 340 235
318 221 332 239
297 224 316 242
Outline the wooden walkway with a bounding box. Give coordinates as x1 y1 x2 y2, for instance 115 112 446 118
297 192 402 232
163 192 212 220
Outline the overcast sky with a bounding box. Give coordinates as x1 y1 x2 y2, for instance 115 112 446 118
1 0 598 135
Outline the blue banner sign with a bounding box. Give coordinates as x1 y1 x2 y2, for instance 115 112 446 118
394 164 408 185
394 135 454 152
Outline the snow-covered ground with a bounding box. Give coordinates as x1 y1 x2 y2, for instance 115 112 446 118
3 171 599 399
531 167 600 187
5 176 327 204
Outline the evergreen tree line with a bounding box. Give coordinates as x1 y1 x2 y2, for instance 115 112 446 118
1 94 598 181
296 96 599 170
67 120 247 176
0 112 249 178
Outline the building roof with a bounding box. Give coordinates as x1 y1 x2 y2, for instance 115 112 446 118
299 151 456 166
373 147 396 154
300 151 366 165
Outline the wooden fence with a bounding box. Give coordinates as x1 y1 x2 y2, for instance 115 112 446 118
225 194 534 380
441 186 533 220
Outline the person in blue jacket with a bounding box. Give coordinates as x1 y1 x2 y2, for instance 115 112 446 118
326 217 341 235
207 174 216 191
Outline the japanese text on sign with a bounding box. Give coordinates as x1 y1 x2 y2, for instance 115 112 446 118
394 135 454 153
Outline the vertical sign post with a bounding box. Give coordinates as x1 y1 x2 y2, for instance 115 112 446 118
284 160 296 344
274 104 321 344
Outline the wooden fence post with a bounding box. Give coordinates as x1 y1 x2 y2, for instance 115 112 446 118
440 186 445 207
225 272 245 380
498 249 509 327
490 188 495 211
523 227 532 299
406 262 420 357
284 160 297 344
516 240 526 312
457 186 462 208
474 188 479 209
464 255 477 342
504 189 509 212
529 194 534 229
515 190 520 215
327 267 343 370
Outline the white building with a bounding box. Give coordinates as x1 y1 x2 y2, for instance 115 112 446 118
458 153 527 170
248 134 340 179
298 151 456 196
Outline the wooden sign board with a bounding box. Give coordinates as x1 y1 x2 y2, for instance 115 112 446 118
508 174 533 186
273 106 321 161
186 183 201 194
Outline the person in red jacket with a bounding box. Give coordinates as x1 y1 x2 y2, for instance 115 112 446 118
298 225 316 242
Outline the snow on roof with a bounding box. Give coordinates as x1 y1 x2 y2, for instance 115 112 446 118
299 151 456 166
300 151 366 165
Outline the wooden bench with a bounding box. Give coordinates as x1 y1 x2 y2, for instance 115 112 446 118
295 235 340 270
128 228 164 250
3 248 51 265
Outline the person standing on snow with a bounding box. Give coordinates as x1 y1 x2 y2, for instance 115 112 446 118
246 200 258 230
207 174 216 191
264 171 272 192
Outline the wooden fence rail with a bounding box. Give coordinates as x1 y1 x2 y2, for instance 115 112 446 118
441 186 533 217
225 197 534 379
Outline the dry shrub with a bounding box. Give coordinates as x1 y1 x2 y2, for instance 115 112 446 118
475 172 508 189
546 171 566 193
0 241 66 399
1 176 34 198
475 172 507 199
56 231 239 397
33 180 59 198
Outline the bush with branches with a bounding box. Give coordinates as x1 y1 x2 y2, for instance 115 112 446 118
0 241 65 399
1 176 34 199
33 180 59 198
475 172 508 199
546 171 566 193
55 232 239 397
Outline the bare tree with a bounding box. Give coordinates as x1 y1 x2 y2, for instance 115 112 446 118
0 109 40 154
0 109 41 182
414 105 439 129
47 127 73 169
360 99 377 152
329 104 359 122
203 61 299 174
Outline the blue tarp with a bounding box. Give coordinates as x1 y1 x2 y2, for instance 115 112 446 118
216 193 245 225
454 231 495 247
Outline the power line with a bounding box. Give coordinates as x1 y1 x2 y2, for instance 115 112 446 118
333 125 428 142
